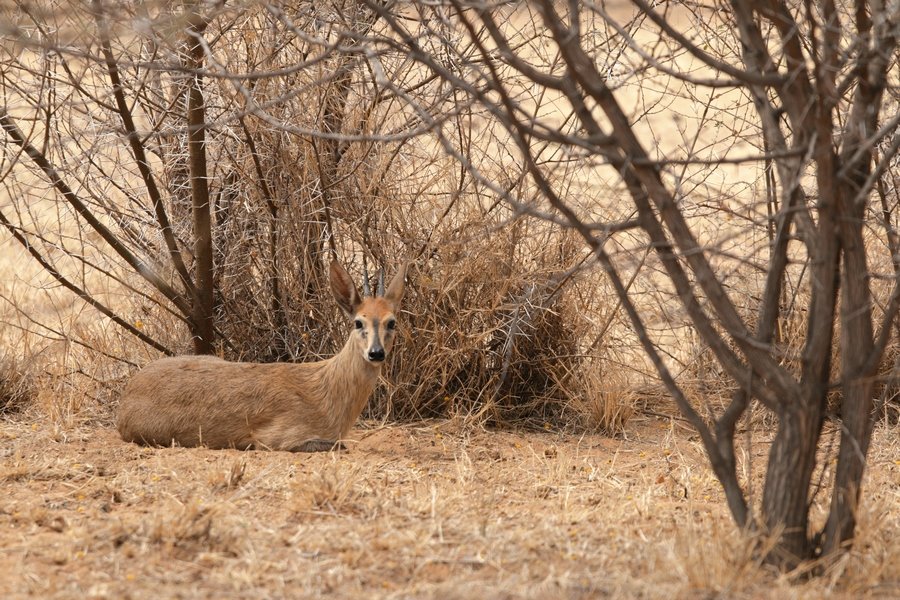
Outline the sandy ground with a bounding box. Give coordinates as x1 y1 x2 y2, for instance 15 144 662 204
0 414 897 599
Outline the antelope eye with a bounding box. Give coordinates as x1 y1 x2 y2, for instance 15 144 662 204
386 319 396 330
354 319 364 330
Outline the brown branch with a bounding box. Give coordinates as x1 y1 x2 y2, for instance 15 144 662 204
92 0 196 300
628 0 786 86
238 116 288 348
0 208 173 356
538 0 798 401
593 239 752 529
0 110 191 317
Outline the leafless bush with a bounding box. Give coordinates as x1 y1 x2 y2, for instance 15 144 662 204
378 222 613 426
0 1 635 427
0 353 35 415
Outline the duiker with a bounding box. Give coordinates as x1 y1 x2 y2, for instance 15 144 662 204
117 261 407 452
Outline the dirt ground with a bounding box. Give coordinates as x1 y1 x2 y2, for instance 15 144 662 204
0 414 897 599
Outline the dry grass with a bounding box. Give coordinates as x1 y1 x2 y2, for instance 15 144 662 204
0 414 897 599
0 3 898 597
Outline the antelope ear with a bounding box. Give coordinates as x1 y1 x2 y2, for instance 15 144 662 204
329 261 361 316
384 261 408 309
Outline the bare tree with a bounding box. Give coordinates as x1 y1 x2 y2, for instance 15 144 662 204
365 0 900 569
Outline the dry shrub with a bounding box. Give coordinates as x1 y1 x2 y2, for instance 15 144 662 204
148 152 633 427
874 342 900 424
0 2 639 431
0 352 35 415
128 6 638 429
374 223 634 427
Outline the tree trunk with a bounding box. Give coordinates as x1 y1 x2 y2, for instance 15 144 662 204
186 13 215 355
761 398 824 568
823 206 877 555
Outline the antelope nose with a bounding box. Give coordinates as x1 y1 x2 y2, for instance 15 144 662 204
368 348 385 362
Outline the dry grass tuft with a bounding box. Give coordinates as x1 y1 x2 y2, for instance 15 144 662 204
141 501 247 560
566 364 635 435
294 458 369 516
209 458 247 492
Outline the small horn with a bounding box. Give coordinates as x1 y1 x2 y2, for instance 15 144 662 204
377 267 385 297
362 262 372 297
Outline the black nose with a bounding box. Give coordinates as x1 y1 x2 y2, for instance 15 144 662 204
368 348 385 362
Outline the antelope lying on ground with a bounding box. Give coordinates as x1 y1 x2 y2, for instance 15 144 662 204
117 261 406 452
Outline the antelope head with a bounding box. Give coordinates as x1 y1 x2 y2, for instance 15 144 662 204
329 261 407 365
